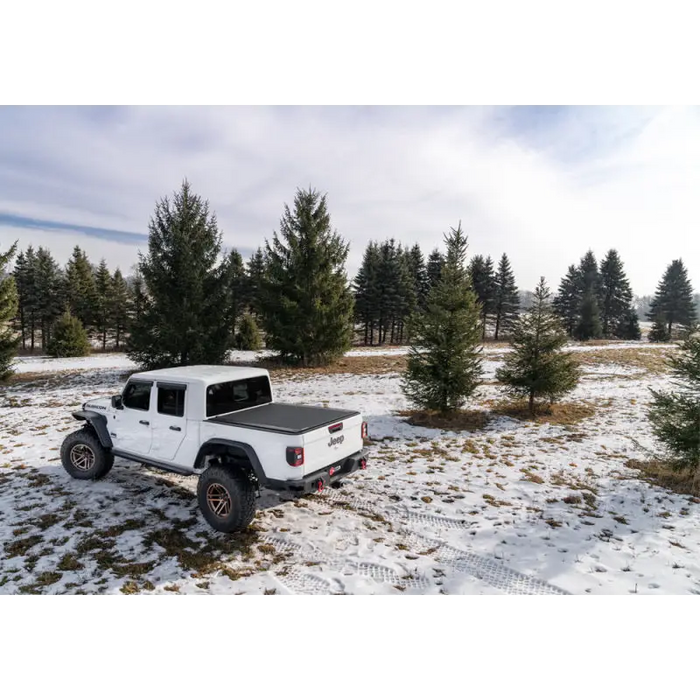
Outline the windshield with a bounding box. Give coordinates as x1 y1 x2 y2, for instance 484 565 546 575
206 376 272 417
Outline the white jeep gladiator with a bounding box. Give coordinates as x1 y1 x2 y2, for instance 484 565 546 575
60 365 369 532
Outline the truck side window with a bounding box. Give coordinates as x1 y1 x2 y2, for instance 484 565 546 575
123 382 152 411
158 386 185 417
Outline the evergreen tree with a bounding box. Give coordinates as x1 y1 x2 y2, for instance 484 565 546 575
16 246 39 351
407 244 430 310
65 246 98 330
493 253 520 340
235 313 263 351
599 249 634 338
47 311 90 358
616 308 642 341
245 247 267 318
647 259 696 338
12 249 28 351
496 277 580 414
353 241 382 345
223 248 247 335
0 242 19 380
648 314 671 342
128 270 147 330
469 254 497 339
578 250 600 298
554 264 582 336
111 269 130 350
34 247 65 350
402 222 482 414
575 291 603 341
127 180 232 368
648 333 700 490
426 248 444 290
94 258 113 350
260 187 354 366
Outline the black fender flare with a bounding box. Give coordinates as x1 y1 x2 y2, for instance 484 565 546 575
71 411 113 449
194 439 267 486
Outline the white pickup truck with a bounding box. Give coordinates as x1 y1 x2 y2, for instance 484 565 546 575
61 365 369 532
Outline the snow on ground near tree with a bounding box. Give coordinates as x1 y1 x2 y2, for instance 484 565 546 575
2 343 699 595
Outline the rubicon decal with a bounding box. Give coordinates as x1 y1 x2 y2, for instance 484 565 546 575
328 435 345 447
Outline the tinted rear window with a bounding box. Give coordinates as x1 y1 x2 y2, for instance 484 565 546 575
158 386 186 417
206 376 272 417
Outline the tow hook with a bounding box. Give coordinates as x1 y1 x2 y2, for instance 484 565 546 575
316 479 325 494
360 458 367 470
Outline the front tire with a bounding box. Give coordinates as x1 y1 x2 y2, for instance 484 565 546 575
197 464 257 533
61 428 114 480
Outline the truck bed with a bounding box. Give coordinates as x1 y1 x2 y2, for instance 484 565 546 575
206 402 360 435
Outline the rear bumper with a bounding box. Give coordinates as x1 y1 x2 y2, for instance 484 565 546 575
266 448 369 493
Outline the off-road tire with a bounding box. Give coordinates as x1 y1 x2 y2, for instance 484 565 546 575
197 464 257 533
61 428 114 480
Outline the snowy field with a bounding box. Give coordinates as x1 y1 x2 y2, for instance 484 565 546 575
2 341 699 595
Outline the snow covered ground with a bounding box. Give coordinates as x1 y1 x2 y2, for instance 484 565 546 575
2 342 698 595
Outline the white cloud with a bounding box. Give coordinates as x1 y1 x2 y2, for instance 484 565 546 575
1 106 698 294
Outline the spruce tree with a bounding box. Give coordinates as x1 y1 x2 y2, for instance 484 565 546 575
493 253 520 340
554 264 582 336
65 246 98 330
224 249 247 336
18 246 39 351
426 248 444 290
402 222 482 414
0 242 19 380
94 258 113 350
648 315 671 342
575 291 603 341
111 269 130 350
469 254 497 340
47 311 90 358
647 259 696 339
127 180 232 368
235 313 263 351
496 277 580 414
407 243 430 310
353 241 382 345
648 333 700 490
34 247 65 350
578 250 600 298
616 308 642 341
12 249 28 350
260 187 354 366
246 247 267 318
599 249 634 338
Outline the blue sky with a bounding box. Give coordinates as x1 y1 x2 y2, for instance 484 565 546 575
1 105 698 294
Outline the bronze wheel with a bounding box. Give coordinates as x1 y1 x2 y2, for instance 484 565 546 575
206 483 232 518
70 443 96 471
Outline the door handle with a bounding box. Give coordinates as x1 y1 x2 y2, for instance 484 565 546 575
169 426 181 431
139 420 150 426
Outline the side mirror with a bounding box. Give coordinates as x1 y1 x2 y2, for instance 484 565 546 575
112 395 123 410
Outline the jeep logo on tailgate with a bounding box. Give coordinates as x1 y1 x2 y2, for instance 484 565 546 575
328 435 345 448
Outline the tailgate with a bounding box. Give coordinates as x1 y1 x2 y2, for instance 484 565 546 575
301 413 364 475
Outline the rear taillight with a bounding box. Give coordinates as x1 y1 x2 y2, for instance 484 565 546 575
361 421 368 439
286 447 304 467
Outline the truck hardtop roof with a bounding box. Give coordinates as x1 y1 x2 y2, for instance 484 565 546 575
129 365 269 386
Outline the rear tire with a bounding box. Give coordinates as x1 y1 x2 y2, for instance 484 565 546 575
197 464 257 533
61 428 114 480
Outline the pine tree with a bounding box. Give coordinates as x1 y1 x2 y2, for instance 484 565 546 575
599 249 634 338
407 244 430 310
16 246 40 351
648 315 671 342
493 253 520 340
111 269 130 350
469 254 497 339
223 249 247 336
426 248 444 290
648 333 700 490
575 291 603 341
12 249 28 350
94 258 113 350
128 270 147 330
246 247 267 318
496 277 580 414
127 180 233 368
353 241 382 345
34 247 65 350
0 242 19 380
402 222 482 414
616 308 642 341
260 187 354 366
47 311 90 358
578 250 600 298
235 313 263 351
647 259 696 339
554 265 582 336
65 246 98 330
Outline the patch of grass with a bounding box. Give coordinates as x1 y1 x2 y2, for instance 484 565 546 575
626 459 698 497
421 496 433 503
57 553 84 571
37 513 62 531
562 494 582 505
399 409 492 432
5 535 43 558
120 581 140 595
490 401 596 425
